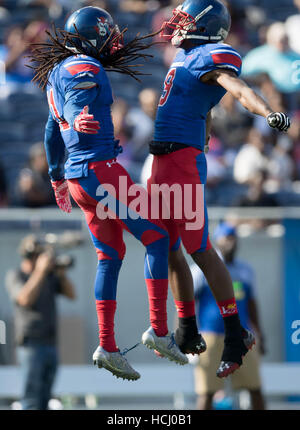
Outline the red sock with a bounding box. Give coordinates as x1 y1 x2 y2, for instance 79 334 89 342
95 300 118 352
145 279 168 337
217 298 238 318
174 300 195 318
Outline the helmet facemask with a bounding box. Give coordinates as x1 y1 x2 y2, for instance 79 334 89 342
161 6 197 47
109 25 124 54
161 4 228 47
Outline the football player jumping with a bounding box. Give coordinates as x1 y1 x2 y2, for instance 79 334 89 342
29 6 189 381
148 0 290 377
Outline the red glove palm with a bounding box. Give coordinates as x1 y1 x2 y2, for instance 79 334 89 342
51 180 72 213
74 105 100 134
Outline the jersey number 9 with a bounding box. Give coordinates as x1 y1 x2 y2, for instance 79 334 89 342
159 68 176 107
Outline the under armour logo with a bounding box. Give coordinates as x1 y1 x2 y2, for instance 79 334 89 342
106 160 117 168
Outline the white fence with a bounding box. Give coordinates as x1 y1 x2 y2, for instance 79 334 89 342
1 363 300 401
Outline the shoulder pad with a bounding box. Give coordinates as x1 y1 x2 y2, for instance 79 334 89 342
208 44 242 74
62 55 102 77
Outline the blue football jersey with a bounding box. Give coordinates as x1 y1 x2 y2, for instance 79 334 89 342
154 43 242 151
44 54 121 180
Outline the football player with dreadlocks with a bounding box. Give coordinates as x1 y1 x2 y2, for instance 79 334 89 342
29 6 189 381
148 0 291 378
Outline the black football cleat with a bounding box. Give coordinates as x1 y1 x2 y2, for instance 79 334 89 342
175 328 207 355
216 329 255 378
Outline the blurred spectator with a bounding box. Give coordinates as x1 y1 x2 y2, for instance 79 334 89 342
206 133 246 206
17 0 66 21
289 110 300 179
127 87 159 162
259 74 286 114
120 0 160 14
0 20 49 85
242 22 300 96
234 127 294 196
267 137 294 191
191 222 266 410
111 98 134 172
5 234 75 410
251 76 287 137
151 0 181 67
235 169 279 207
81 0 113 14
223 1 255 54
212 93 254 148
16 143 56 207
0 159 8 207
0 1 10 22
206 135 228 188
286 0 300 55
233 128 269 185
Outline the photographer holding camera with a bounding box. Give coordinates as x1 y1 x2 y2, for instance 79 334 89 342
5 234 76 410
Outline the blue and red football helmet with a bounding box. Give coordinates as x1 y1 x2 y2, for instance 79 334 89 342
64 6 123 56
161 0 231 47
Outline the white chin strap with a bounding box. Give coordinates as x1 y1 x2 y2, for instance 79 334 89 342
66 38 97 53
185 34 224 41
66 46 80 53
171 32 223 47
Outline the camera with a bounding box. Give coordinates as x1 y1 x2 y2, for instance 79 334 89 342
53 254 74 269
19 232 84 269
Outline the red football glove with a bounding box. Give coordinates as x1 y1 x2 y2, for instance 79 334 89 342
74 105 100 135
51 180 72 213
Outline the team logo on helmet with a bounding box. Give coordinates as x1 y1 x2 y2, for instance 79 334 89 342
95 17 109 37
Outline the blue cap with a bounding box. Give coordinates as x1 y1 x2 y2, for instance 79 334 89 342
213 222 236 240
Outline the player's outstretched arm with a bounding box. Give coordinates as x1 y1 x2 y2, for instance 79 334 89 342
202 70 290 132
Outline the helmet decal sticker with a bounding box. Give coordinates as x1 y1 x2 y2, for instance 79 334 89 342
194 5 214 22
95 17 109 37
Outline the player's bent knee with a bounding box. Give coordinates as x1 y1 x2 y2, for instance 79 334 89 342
191 247 218 267
95 243 126 261
146 235 169 257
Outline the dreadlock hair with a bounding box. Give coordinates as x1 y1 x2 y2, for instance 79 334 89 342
28 24 162 91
